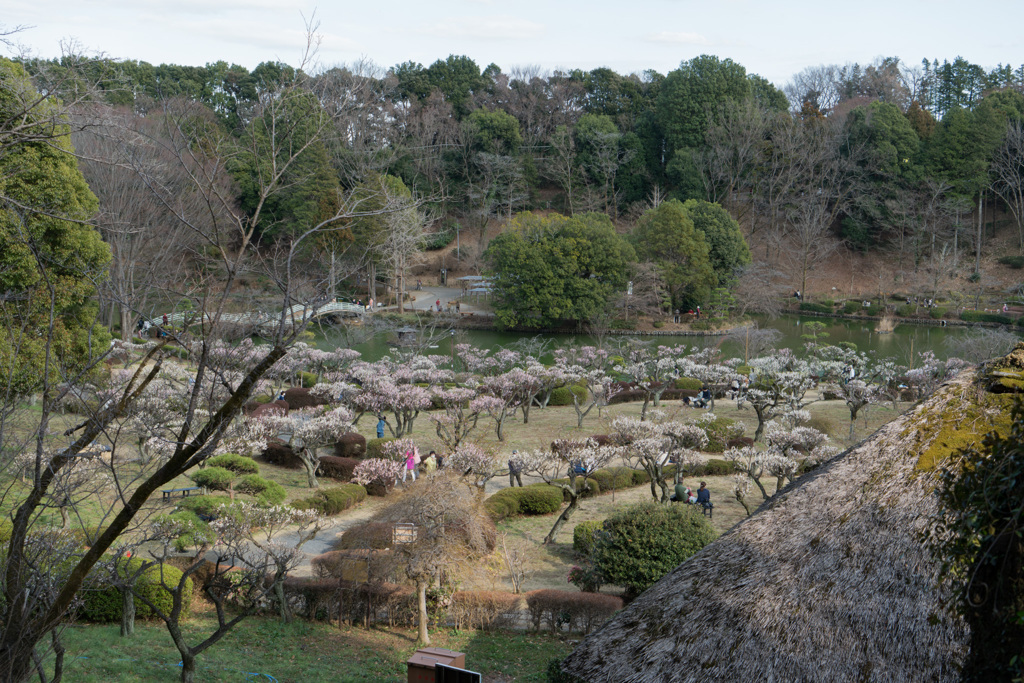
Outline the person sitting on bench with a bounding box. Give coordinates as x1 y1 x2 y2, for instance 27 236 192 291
696 481 713 515
670 482 693 503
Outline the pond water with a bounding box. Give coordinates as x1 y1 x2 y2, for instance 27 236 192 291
311 314 995 365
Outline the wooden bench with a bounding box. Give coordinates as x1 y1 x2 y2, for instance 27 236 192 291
161 486 203 499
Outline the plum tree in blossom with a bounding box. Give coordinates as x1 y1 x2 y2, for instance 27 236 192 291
445 442 505 495
612 342 684 420
518 438 619 544
352 458 404 489
429 387 481 451
471 368 532 441
256 406 353 487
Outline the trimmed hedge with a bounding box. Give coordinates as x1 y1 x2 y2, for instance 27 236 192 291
549 385 588 406
842 300 863 314
798 302 832 314
334 432 366 459
261 439 304 469
319 456 360 481
961 310 1012 324
573 520 603 557
587 467 634 491
526 589 623 634
291 484 367 516
365 437 395 460
929 307 947 319
81 558 192 622
674 377 703 391
897 304 917 317
236 474 287 505
485 485 564 522
205 454 259 475
298 371 318 388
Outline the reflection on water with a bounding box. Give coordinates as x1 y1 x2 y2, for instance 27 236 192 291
311 314 997 365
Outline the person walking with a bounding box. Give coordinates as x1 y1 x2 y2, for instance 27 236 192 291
508 450 523 487
402 448 418 484
376 415 387 439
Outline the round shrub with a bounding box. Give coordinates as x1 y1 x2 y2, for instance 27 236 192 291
282 387 329 410
700 415 742 453
930 307 947 319
365 437 396 460
154 510 215 552
485 485 563 521
205 454 259 475
189 466 234 492
674 377 703 391
573 520 603 557
261 439 304 469
319 455 360 481
81 558 192 622
592 502 716 598
298 371 318 388
175 495 234 520
519 485 568 513
549 385 588 406
334 432 366 459
236 475 287 505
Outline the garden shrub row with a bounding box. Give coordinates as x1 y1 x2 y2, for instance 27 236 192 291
673 377 703 391
175 495 239 520
261 439 304 469
485 485 564 521
450 591 521 631
798 302 833 314
291 484 367 516
960 310 1012 324
80 558 192 623
525 589 623 634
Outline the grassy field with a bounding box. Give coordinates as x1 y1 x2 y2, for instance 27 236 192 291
58 608 571 682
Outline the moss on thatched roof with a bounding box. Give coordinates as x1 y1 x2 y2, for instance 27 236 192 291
559 358 1020 682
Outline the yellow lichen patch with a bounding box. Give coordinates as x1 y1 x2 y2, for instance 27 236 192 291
914 394 1014 471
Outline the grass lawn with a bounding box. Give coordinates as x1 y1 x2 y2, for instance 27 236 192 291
59 609 571 682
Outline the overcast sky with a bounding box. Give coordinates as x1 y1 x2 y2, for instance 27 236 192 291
3 0 1021 86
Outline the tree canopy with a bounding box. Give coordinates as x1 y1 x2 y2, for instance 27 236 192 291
631 200 716 310
485 212 635 329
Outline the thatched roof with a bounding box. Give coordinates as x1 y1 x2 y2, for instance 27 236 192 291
560 368 992 682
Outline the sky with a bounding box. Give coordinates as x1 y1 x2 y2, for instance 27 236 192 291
2 0 1022 86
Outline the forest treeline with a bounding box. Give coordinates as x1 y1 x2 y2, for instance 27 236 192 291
17 51 1024 327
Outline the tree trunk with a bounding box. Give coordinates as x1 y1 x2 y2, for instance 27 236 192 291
543 490 580 544
301 454 319 489
275 580 293 624
120 587 135 637
180 651 196 683
416 580 430 645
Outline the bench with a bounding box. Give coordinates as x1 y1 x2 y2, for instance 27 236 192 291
161 486 203 499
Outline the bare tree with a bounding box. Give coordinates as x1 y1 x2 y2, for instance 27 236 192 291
992 120 1024 253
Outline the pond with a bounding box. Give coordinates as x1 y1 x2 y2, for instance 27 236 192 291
311 314 995 365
